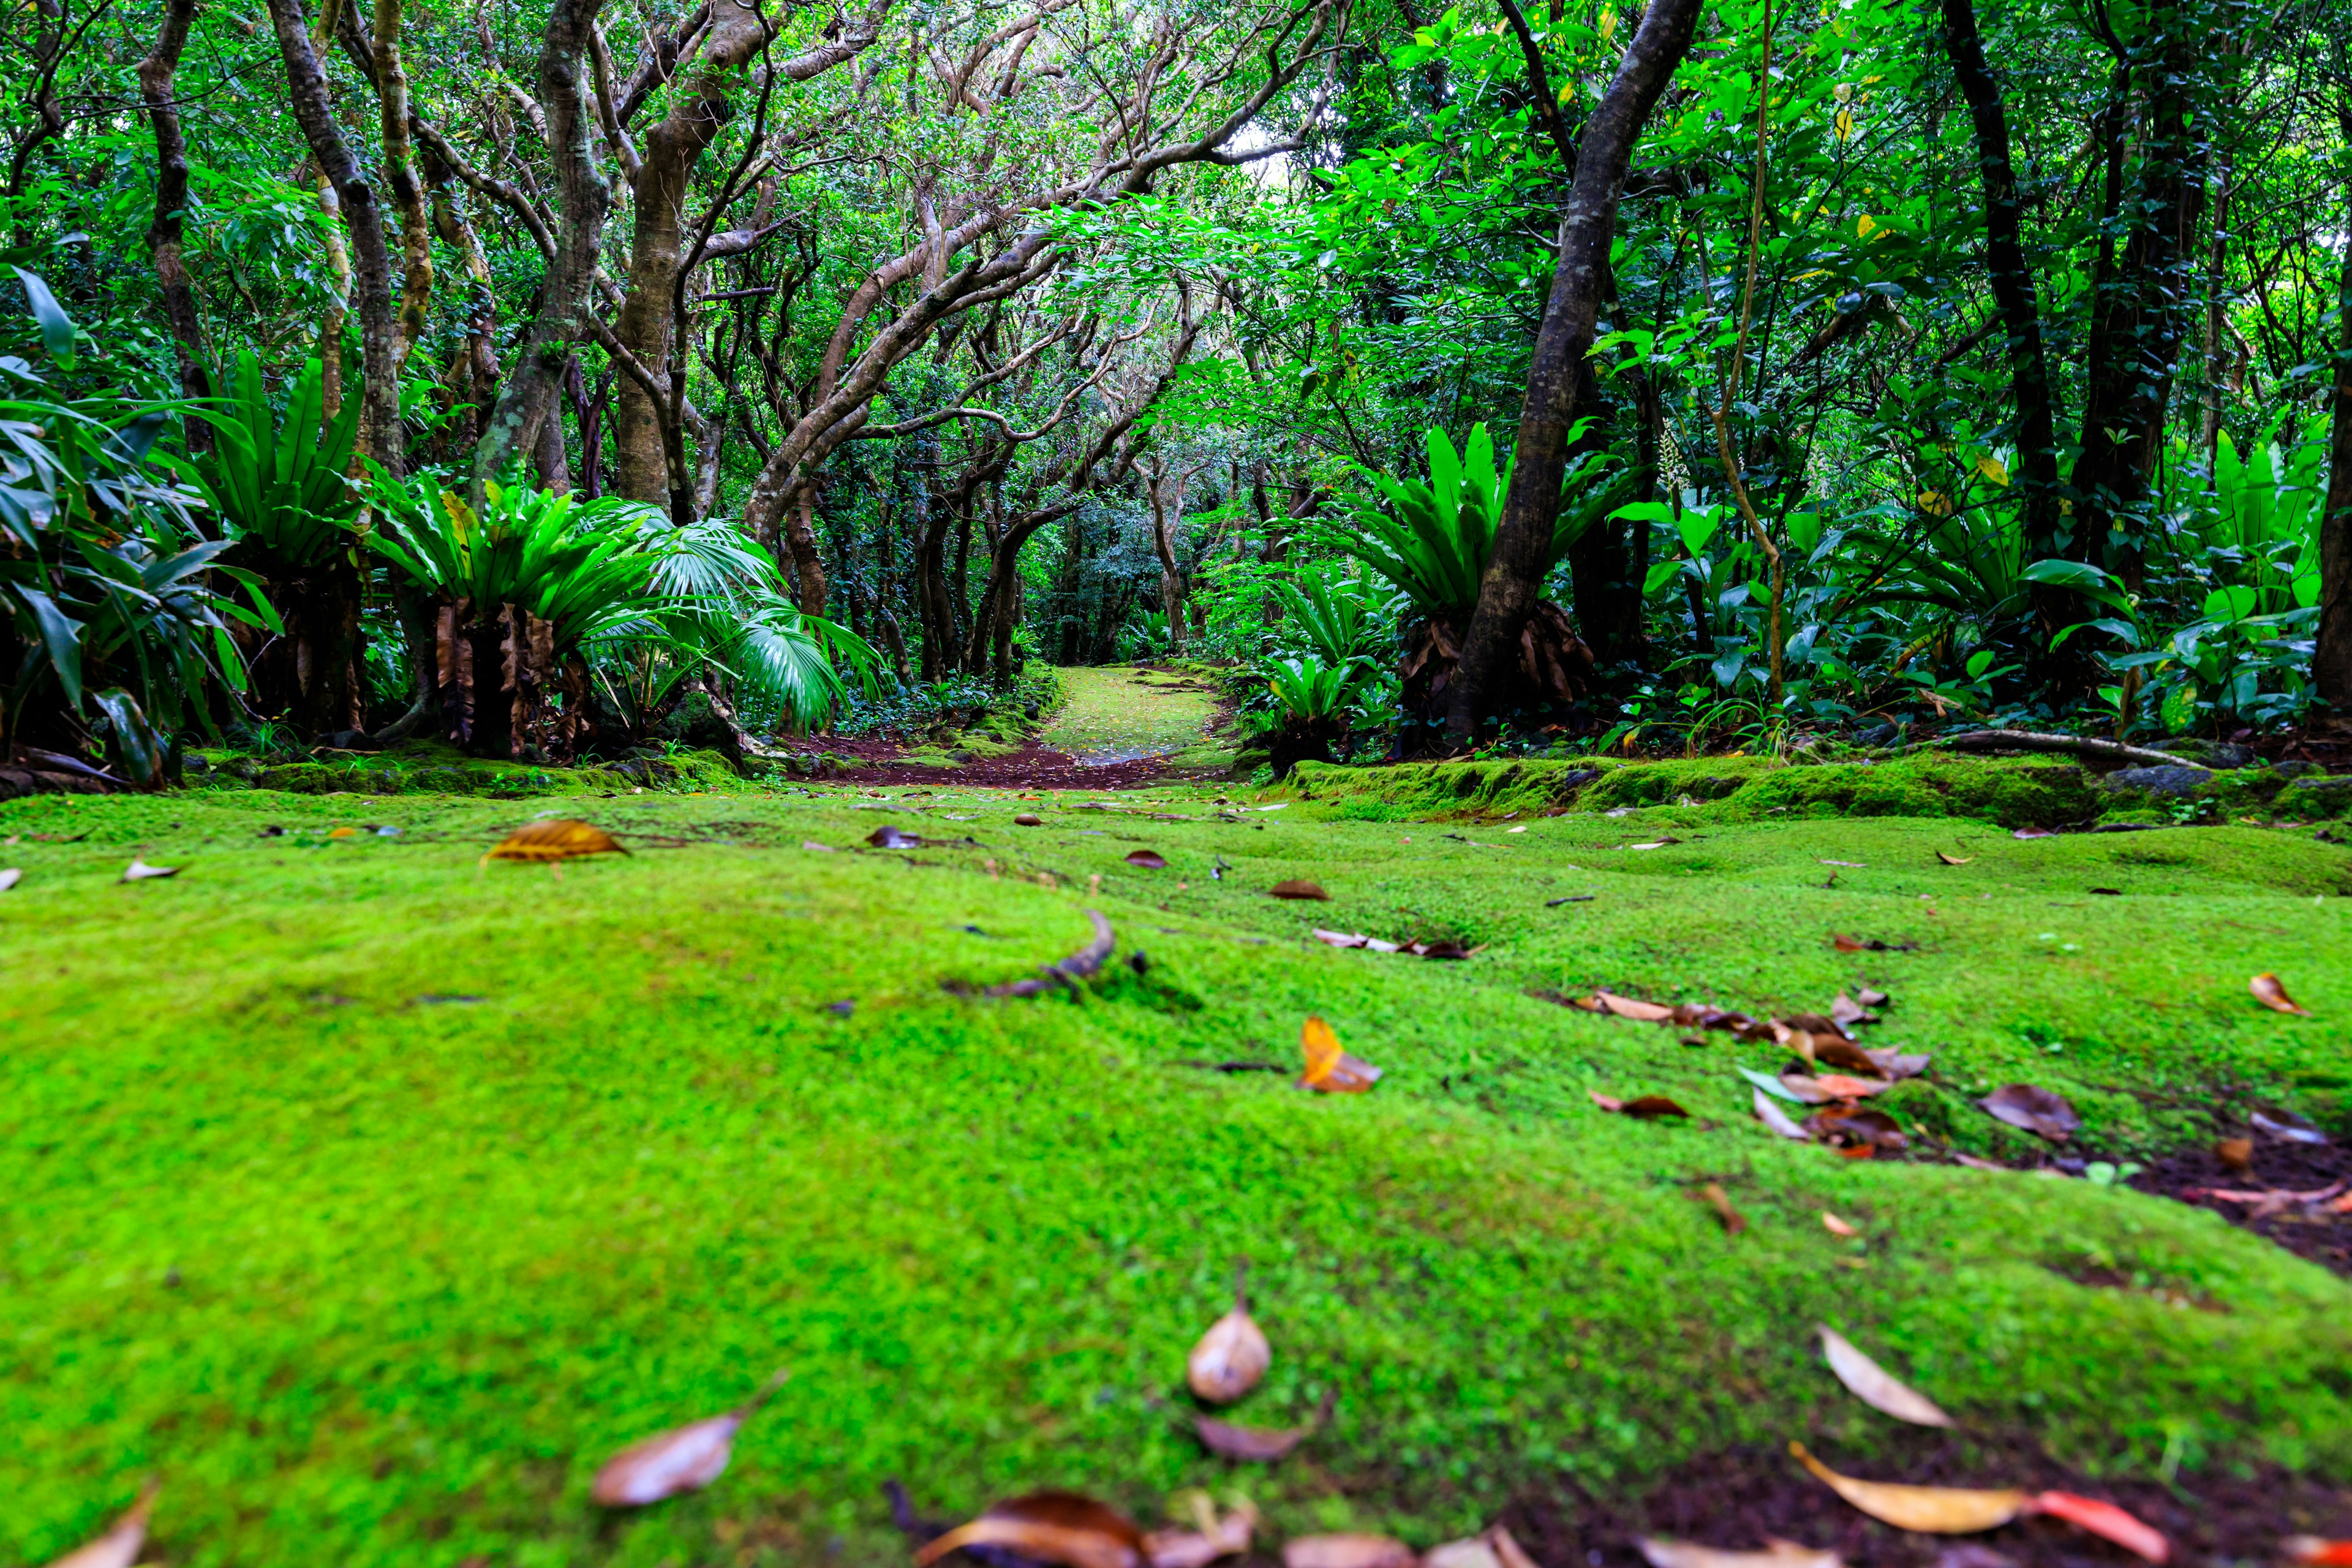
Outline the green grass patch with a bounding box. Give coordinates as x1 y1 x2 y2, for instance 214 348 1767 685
3 780 2348 1567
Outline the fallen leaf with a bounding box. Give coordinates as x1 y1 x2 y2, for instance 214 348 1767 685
1193 1390 1333 1461
484 820 627 864
1312 929 1370 949
1810 1037 1887 1077
1594 990 1679 1022
2215 1137 2253 1172
1187 1264 1270 1404
1820 859 1866 867
1143 1495 1259 1568
1782 1073 1893 1103
2013 827 2056 840
591 1368 788 1506
43 1485 157 1568
1830 933 1915 953
1822 1212 1859 1237
2250 1108 2329 1145
983 910 1118 998
1755 1088 1810 1139
802 840 835 851
1935 851 1973 865
1638 1539 1844 1568
1863 1047 1933 1080
1695 1181 1747 1235
121 857 181 881
1300 1016 1381 1093
1830 993 1879 1030
0 867 20 891
1014 813 1044 826
1613 1095 1692 1120
1818 1327 1954 1427
914 1491 1146 1568
867 824 922 849
1855 987 1890 1007
1806 1106 1909 1153
1741 1067 1807 1104
1977 1084 2079 1141
1629 840 1677 850
1271 879 1331 900
1790 1442 2026 1532
1126 850 1168 869
2027 1492 2168 1563
328 825 358 839
1283 1534 1417 1568
2283 1537 2352 1566
2252 973 2312 1016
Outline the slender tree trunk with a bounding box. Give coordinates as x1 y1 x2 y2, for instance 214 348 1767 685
474 0 611 495
1937 0 2071 664
608 0 773 505
1148 457 1188 651
268 0 401 482
1446 0 1704 740
2315 107 2352 728
785 494 827 614
138 0 210 454
373 0 433 367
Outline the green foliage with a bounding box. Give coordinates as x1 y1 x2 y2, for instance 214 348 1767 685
184 351 361 567
1267 567 1388 665
1262 654 1362 724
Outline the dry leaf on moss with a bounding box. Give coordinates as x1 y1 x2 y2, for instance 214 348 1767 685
1806 1107 1909 1154
1809 1038 1887 1077
1186 1264 1270 1404
1592 1093 1692 1120
43 1485 157 1568
1272 879 1331 900
1300 1016 1381 1093
1193 1390 1333 1461
1822 1212 1860 1238
1977 1084 2079 1141
0 867 20 891
2252 974 2312 1016
591 1369 788 1506
913 1491 1145 1568
484 820 626 863
1817 1327 1953 1427
1143 1494 1259 1568
1935 851 1973 865
1014 813 1044 826
1283 1534 1418 1568
121 858 180 881
1125 850 1168 869
1594 990 1679 1022
1755 1088 1809 1140
1638 1538 1843 1568
1790 1442 2024 1532
1695 1182 1747 1235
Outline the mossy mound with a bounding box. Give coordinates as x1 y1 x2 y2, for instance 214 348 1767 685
1284 753 2102 828
188 741 757 797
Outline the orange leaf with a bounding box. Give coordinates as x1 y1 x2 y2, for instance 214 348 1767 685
484 820 627 863
2252 973 2312 1016
2028 1492 2168 1563
1595 990 1678 1022
1789 1442 2025 1532
2284 1539 2352 1566
1695 1182 1746 1236
1300 1016 1381 1093
914 1491 1145 1568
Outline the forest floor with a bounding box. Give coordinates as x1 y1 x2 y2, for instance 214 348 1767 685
829 666 1243 786
4 750 2351 1568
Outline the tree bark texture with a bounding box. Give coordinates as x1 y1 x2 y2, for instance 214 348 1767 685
473 0 611 494
137 0 211 453
372 0 434 367
267 0 402 481
1444 0 1703 741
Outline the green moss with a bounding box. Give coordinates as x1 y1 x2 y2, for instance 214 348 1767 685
3 780 2350 1566
2275 775 2352 821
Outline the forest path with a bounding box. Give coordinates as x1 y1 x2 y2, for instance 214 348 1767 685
1038 664 1226 765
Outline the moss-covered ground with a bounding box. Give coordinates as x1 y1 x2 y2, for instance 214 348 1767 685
4 756 2348 1567
1039 665 1234 769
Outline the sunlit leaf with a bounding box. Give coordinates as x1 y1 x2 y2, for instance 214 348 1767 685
484 820 628 863
1300 1015 1381 1093
2251 973 2311 1016
1790 1442 2026 1532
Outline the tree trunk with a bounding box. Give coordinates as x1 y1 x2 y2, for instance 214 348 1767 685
267 0 401 481
2315 106 2352 729
2071 14 2207 591
137 0 210 454
1446 0 1703 741
423 143 499 440
785 494 827 614
372 0 433 368
473 0 611 496
1148 458 1188 652
1561 356 1638 662
608 0 773 505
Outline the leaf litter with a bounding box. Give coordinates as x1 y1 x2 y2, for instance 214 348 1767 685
1817 1327 1953 1427
590 1368 788 1506
1186 1262 1270 1404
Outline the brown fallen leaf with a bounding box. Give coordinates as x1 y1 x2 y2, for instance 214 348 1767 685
1594 990 1679 1022
1695 1181 1747 1236
1627 1095 1692 1119
590 1368 788 1506
1790 1442 2026 1532
2252 973 2312 1016
1809 1038 1887 1077
121 858 180 881
1830 993 1879 1030
1781 1073 1894 1103
1977 1084 2079 1141
1817 1326 1954 1427
43 1485 158 1568
1806 1106 1909 1153
1822 1212 1859 1238
1126 850 1168 869
1782 1011 1855 1041
1862 1047 1932 1080
1014 813 1044 826
2215 1137 2253 1172
484 820 626 864
1187 1263 1271 1404
1300 1015 1382 1093
1193 1390 1334 1461
2029 1492 2168 1563
1935 851 1973 865
1422 1528 1540 1568
1855 987 1890 1007
1142 1494 1259 1568
1271 879 1331 900
1638 1538 1844 1568
1283 1534 1418 1568
914 1491 1146 1568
